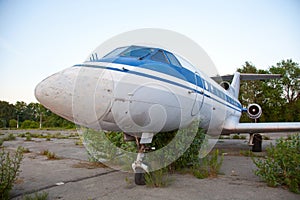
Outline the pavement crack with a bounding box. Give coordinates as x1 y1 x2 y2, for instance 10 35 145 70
10 169 118 199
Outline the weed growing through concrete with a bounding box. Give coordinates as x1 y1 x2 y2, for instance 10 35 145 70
25 135 32 141
192 149 224 179
19 147 31 153
23 192 48 200
2 133 16 142
253 134 300 193
0 147 23 200
40 150 59 160
145 168 172 187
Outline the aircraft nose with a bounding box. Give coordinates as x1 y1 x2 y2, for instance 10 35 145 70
35 67 78 122
35 66 114 128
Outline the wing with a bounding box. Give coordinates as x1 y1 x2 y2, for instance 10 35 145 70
222 122 300 134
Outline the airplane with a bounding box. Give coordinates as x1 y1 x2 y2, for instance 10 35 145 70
35 45 300 185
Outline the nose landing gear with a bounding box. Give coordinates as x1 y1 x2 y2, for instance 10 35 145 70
131 133 154 185
132 144 148 185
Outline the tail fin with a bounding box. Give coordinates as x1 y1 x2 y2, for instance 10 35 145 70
230 72 241 98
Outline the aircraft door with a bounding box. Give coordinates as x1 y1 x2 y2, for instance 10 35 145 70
191 72 205 116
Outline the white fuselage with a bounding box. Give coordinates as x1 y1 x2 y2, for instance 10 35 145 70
35 60 242 136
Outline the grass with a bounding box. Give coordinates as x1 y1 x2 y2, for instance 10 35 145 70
23 192 48 200
239 150 254 157
262 135 271 140
40 149 59 160
192 149 223 179
18 132 79 140
0 147 23 200
2 133 16 141
145 169 172 187
231 134 247 140
25 135 32 141
75 136 84 146
253 134 300 193
19 146 31 153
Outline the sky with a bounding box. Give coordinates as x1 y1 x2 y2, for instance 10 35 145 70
0 0 299 104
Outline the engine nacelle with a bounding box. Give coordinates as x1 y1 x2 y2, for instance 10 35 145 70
220 81 230 90
247 103 262 119
220 81 237 96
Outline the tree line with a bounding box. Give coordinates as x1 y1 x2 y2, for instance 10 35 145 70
0 59 299 129
0 101 75 129
238 59 299 122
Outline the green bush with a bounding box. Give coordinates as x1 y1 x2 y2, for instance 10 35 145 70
83 125 222 185
253 134 300 193
9 119 17 128
20 120 39 129
0 147 24 199
150 127 206 171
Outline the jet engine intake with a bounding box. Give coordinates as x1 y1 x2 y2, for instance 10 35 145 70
220 81 230 90
247 103 262 119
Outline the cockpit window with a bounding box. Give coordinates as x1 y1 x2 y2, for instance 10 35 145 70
102 46 128 59
151 50 169 64
165 52 182 67
176 55 197 72
120 46 154 59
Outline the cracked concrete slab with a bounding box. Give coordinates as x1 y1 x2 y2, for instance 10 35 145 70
1 131 298 200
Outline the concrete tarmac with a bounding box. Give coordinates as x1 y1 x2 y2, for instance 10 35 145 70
1 131 298 200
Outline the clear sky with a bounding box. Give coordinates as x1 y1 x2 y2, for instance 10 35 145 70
0 0 299 104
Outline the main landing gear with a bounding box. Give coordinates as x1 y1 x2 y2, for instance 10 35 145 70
248 133 262 152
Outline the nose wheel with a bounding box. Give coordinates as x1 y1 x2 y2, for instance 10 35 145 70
131 133 154 185
134 167 146 185
132 142 149 185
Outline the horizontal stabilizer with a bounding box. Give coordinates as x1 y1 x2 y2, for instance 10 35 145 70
211 73 282 98
212 73 282 82
223 122 300 134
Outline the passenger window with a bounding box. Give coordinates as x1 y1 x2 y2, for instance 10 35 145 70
165 52 182 67
151 50 169 64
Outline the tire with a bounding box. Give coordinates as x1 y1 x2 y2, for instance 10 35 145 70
134 167 146 185
252 134 262 152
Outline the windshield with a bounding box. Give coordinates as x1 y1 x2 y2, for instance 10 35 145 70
175 54 197 72
120 46 155 59
102 46 128 59
102 46 155 59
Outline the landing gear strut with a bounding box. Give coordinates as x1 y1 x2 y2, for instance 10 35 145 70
131 133 154 185
132 142 148 185
249 133 262 152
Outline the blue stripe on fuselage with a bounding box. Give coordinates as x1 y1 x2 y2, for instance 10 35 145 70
99 57 201 87
74 62 242 112
98 57 241 111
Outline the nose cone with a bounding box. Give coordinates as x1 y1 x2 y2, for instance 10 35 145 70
35 66 114 128
35 67 78 122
